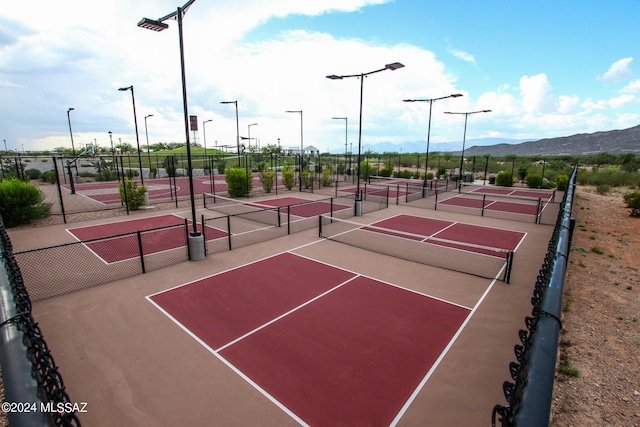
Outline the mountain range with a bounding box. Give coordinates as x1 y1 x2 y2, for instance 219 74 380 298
330 124 640 156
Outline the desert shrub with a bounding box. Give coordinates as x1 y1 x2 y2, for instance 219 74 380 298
320 166 333 186
225 167 251 197
300 168 312 189
595 184 610 195
379 165 393 177
282 166 295 190
25 168 41 180
216 160 226 174
400 170 413 179
525 173 542 189
359 160 374 180
163 156 177 177
556 175 569 191
495 171 514 187
40 170 57 184
118 179 147 210
623 190 640 217
259 169 275 193
0 178 52 227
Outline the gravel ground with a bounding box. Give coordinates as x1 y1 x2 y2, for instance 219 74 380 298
550 186 640 426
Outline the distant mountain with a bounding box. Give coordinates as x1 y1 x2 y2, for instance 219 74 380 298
463 124 640 156
328 124 640 156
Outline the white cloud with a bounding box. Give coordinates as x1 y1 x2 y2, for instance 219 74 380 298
597 57 633 81
556 95 580 114
519 73 554 114
622 79 640 93
449 48 475 63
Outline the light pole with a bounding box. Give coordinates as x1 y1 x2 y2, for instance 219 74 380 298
220 100 240 166
331 117 348 179
66 107 78 174
138 0 203 257
203 119 212 158
248 123 258 150
327 62 405 215
144 114 154 172
403 94 463 192
118 85 144 185
444 109 492 189
285 110 303 168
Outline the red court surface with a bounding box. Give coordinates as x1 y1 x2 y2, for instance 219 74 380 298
67 214 227 263
369 214 526 252
467 186 555 200
253 197 351 218
439 194 541 216
148 252 471 426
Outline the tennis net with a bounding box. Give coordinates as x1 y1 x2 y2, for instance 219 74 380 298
203 193 281 227
318 215 514 282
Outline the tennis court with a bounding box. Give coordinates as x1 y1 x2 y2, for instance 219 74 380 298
15 193 555 426
67 214 226 263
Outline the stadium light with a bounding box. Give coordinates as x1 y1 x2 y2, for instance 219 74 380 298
403 94 463 192
138 0 203 259
444 109 492 189
326 62 405 215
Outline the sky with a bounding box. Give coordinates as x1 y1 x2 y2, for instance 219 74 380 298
2 0 640 154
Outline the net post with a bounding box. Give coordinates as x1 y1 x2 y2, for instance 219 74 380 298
319 215 323 237
330 198 334 218
504 251 514 283
137 230 146 274
183 218 191 261
52 156 67 224
536 197 542 224
287 206 291 235
396 184 400 205
277 206 281 227
203 192 207 209
201 214 207 256
385 187 389 208
434 189 439 210
226 215 232 250
481 194 486 217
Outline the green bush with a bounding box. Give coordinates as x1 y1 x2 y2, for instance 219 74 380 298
495 171 514 187
216 160 226 174
259 169 275 193
359 160 374 180
0 178 52 227
163 156 177 177
320 166 334 187
40 170 57 184
400 170 413 179
556 175 569 191
623 190 640 217
525 173 543 189
99 169 114 181
300 168 312 189
118 179 147 210
25 168 41 180
595 184 610 195
282 166 295 190
379 165 393 177
225 167 251 197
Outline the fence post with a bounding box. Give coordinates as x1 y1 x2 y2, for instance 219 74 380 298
481 194 486 217
137 230 146 273
201 214 207 256
52 156 67 224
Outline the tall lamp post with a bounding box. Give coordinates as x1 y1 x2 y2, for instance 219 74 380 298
144 114 154 171
138 0 204 259
327 62 404 215
444 109 491 190
403 94 463 193
248 123 258 150
66 108 78 174
203 119 212 158
220 100 240 166
285 110 303 169
331 117 348 179
118 85 144 185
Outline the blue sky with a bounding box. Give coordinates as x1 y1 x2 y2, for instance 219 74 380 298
1 0 639 154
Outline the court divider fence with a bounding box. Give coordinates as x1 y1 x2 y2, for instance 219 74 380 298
0 216 81 426
491 163 578 427
13 189 390 302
